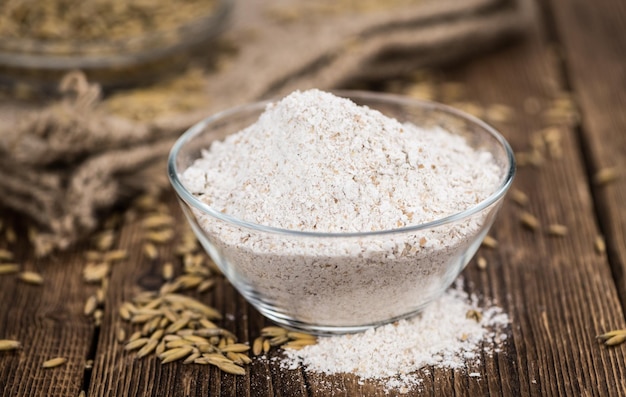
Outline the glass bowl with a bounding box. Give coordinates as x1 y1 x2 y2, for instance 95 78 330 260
168 91 515 335
0 0 233 92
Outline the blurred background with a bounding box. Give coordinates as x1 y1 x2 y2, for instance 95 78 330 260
0 0 535 254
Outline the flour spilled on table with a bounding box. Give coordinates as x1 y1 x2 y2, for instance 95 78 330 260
279 279 509 393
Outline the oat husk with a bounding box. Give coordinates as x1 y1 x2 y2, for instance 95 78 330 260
0 0 534 256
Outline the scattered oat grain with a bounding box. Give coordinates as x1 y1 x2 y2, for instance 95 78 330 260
96 288 105 304
0 339 21 351
0 264 19 275
0 248 14 261
164 317 191 334
477 256 487 270
544 94 579 125
19 271 44 285
406 82 435 100
252 337 264 356
486 103 514 123
510 189 529 207
93 309 104 326
547 224 568 237
287 332 316 340
283 339 318 350
142 214 175 229
117 327 126 343
127 331 142 343
216 361 246 375
146 230 175 244
42 357 67 368
594 236 606 254
605 334 626 346
119 305 132 321
162 263 174 281
125 338 149 351
237 352 252 364
160 346 194 364
143 243 158 260
598 329 626 346
103 249 128 262
481 235 498 249
520 212 540 231
83 263 110 283
183 352 201 364
94 231 115 251
593 167 620 186
197 279 215 293
220 343 250 353
261 326 288 337
84 295 98 316
175 274 203 289
134 195 159 211
137 339 159 358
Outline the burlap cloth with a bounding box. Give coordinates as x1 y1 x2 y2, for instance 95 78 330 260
0 0 534 256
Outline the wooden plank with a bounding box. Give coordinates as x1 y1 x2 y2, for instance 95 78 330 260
426 7 626 395
0 217 93 397
545 0 626 307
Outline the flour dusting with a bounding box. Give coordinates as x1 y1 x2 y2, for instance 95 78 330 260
280 281 509 393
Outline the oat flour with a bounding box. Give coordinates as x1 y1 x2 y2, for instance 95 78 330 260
281 280 509 393
181 89 503 328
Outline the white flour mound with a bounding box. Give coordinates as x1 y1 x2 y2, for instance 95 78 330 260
281 281 509 393
182 89 501 233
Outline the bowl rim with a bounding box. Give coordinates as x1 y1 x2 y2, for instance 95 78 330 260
167 90 516 237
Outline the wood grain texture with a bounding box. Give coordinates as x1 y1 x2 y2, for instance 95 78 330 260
3 2 626 396
546 0 626 308
0 225 93 397
429 7 626 395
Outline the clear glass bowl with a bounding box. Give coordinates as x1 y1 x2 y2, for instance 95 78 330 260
0 0 233 92
168 91 515 335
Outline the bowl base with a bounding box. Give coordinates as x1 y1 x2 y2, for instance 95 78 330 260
253 298 437 336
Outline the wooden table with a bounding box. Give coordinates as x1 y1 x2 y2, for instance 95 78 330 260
2 0 626 395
